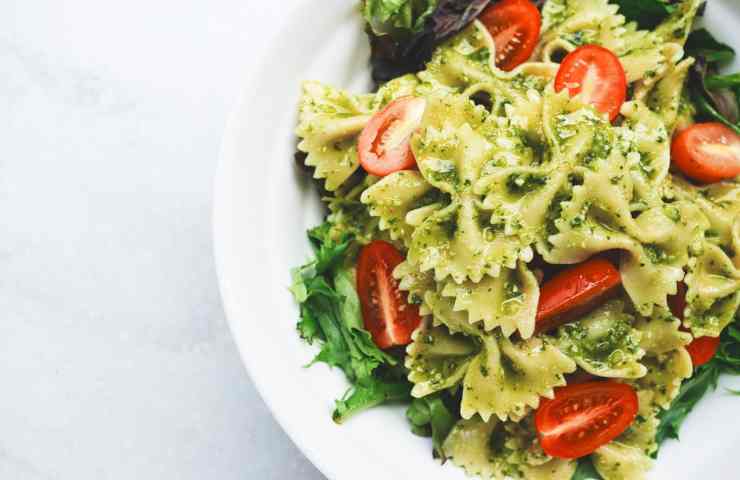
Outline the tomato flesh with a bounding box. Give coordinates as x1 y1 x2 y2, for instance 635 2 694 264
671 122 740 183
535 381 639 459
356 241 422 349
668 282 720 367
479 0 541 71
358 97 426 177
554 45 627 122
535 258 622 334
686 335 720 367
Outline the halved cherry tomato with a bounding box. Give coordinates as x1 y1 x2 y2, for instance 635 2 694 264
357 97 426 177
535 258 622 334
479 0 541 71
554 45 627 122
671 122 740 183
535 381 639 459
686 335 721 367
356 241 422 349
668 282 720 367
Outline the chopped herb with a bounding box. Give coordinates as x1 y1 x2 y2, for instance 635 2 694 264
506 172 548 194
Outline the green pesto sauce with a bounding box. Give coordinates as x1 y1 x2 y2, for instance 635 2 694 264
506 172 548 195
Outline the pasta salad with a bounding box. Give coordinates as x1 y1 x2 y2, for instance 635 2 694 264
289 1 740 478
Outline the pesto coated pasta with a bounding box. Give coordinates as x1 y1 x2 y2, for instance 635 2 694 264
291 1 740 479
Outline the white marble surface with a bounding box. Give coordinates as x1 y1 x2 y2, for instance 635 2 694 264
0 1 323 478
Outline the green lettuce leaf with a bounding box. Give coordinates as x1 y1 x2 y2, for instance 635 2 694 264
406 392 459 459
291 222 411 422
363 0 438 37
571 457 603 480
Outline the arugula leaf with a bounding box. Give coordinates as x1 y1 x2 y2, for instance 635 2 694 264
406 392 459 458
571 457 603 480
291 222 412 422
363 0 438 37
654 363 721 448
706 73 740 90
611 0 675 30
655 314 740 453
333 374 412 423
713 324 740 373
686 29 736 64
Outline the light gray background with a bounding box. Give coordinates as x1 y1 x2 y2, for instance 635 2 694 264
1 1 324 478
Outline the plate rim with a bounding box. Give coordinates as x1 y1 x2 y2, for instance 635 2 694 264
213 1 740 479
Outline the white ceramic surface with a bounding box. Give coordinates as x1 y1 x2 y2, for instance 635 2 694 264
215 1 740 479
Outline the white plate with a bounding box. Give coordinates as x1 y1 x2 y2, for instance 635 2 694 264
214 1 740 478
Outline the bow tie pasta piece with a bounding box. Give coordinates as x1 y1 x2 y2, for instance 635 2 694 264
477 168 570 246
653 0 705 46
633 348 693 410
670 178 740 266
443 416 576 480
592 386 662 480
460 332 576 421
439 263 539 338
555 300 647 379
669 178 740 336
405 318 480 398
418 22 497 93
296 82 375 191
520 459 577 480
538 0 659 83
684 244 740 338
393 260 436 307
592 443 652 480
360 170 442 245
542 87 618 170
408 93 534 283
633 45 694 135
537 0 703 84
324 176 380 243
296 76 420 192
544 157 709 314
635 306 692 356
618 102 672 203
409 292 576 421
440 262 540 338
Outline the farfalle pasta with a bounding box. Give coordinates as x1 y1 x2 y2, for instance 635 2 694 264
290 1 740 479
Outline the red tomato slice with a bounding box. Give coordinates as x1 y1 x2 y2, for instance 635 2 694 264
671 122 740 183
356 241 422 349
357 97 426 177
554 45 627 122
686 335 720 367
535 258 622 334
535 381 639 459
479 0 541 71
668 282 720 367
